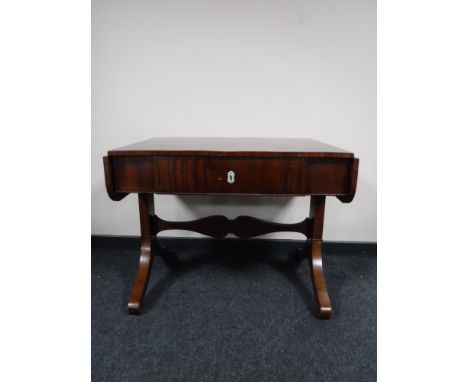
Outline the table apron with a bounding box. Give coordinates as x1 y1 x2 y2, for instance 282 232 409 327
109 156 353 195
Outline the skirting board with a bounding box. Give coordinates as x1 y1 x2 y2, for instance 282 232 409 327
91 235 376 256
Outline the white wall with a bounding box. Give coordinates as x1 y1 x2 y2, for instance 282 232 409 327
92 0 376 241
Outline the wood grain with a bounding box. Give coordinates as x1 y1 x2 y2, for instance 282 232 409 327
154 215 312 239
103 137 359 318
103 156 128 201
108 137 354 158
308 196 332 319
337 158 359 203
128 237 153 315
128 194 155 314
310 240 332 319
109 156 353 196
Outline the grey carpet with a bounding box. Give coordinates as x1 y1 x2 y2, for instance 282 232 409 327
92 238 376 382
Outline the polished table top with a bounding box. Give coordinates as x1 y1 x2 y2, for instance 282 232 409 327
108 137 354 158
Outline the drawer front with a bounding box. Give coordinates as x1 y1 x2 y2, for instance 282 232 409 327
154 158 309 194
111 157 352 195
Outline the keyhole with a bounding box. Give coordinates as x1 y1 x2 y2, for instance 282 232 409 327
227 171 235 184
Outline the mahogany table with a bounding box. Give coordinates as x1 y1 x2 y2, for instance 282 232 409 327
103 137 359 319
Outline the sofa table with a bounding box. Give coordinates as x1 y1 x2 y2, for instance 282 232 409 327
103 137 359 319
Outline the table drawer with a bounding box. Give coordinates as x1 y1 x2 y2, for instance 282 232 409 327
111 157 352 195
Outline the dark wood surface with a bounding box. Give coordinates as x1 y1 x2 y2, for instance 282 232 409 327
337 158 359 203
110 156 354 195
106 157 357 197
103 137 359 319
128 194 155 314
155 215 312 239
108 137 354 158
103 156 128 201
309 196 332 318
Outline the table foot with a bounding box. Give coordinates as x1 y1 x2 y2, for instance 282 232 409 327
128 237 153 315
309 240 332 319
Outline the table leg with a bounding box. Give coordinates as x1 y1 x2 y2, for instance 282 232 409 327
309 196 332 319
126 193 333 317
128 237 153 314
128 193 155 315
310 240 332 319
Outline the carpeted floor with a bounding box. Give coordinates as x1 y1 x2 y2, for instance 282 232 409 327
92 238 376 382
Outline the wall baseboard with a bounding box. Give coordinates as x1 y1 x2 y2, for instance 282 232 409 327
91 235 376 256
